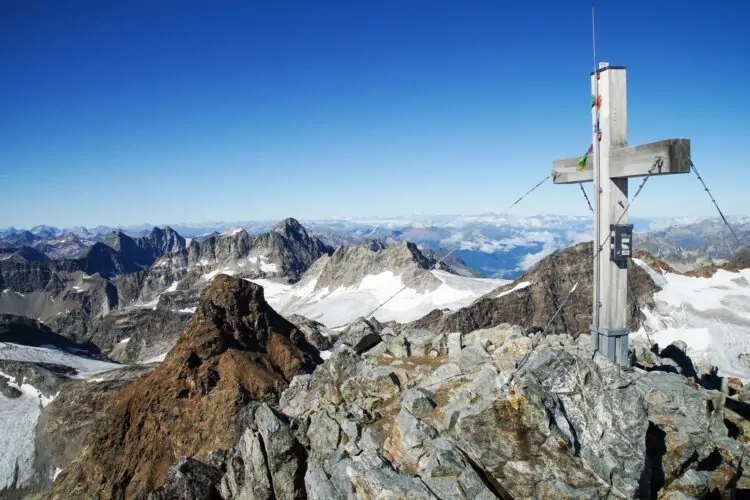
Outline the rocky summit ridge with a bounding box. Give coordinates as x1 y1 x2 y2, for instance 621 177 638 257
49 275 322 500
70 315 750 499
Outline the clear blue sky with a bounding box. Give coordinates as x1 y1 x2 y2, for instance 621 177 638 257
1 0 748 228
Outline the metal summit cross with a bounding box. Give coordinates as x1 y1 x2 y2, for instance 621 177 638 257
552 63 691 366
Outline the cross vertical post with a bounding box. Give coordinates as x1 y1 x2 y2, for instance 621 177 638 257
552 64 692 367
593 64 630 364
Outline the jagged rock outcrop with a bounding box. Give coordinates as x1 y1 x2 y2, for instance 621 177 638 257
286 313 336 351
49 275 322 500
104 227 187 271
266 218 336 280
406 241 659 335
310 240 450 293
147 218 333 292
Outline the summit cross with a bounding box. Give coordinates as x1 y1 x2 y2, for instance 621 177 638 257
552 63 691 366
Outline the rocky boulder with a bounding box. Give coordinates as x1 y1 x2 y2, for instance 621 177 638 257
49 275 322 499
286 313 336 351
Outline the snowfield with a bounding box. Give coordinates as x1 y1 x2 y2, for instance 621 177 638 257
0 343 123 491
633 261 750 380
0 343 123 378
246 270 507 328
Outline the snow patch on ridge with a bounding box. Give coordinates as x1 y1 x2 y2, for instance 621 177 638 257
634 267 750 380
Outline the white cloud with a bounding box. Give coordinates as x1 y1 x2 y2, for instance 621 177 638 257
517 241 559 271
440 230 559 254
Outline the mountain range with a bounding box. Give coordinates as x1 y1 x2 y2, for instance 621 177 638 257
3 213 749 280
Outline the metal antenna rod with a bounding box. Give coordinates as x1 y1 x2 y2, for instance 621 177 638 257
591 0 602 335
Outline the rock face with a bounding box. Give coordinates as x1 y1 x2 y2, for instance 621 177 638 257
0 259 81 295
310 240 450 293
104 226 187 272
0 313 100 354
35 364 157 492
147 218 334 293
406 242 659 335
0 245 49 263
89 308 193 363
49 275 322 500
285 313 336 351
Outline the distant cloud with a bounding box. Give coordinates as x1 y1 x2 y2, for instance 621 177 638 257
439 230 559 254
517 240 558 271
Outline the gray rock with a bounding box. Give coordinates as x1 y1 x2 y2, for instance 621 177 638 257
387 336 408 358
337 317 382 354
381 326 396 337
447 331 463 357
401 388 437 415
739 353 750 369
304 467 340 500
362 340 389 358
420 362 463 389
634 371 743 495
405 328 436 356
149 457 222 500
286 314 335 351
358 427 380 453
219 403 307 500
254 404 307 500
385 408 438 468
418 438 499 499
220 428 273 499
307 409 341 455
328 449 434 499
0 375 22 398
456 343 491 374
452 348 648 499
340 365 401 412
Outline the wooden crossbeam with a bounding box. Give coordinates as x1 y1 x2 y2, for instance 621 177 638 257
552 138 691 184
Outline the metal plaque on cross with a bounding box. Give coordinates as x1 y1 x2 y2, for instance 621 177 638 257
552 63 691 367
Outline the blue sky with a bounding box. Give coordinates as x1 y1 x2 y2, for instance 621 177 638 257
1 0 748 228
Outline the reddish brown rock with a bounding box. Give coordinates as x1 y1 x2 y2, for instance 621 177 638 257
49 275 320 500
633 248 678 274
